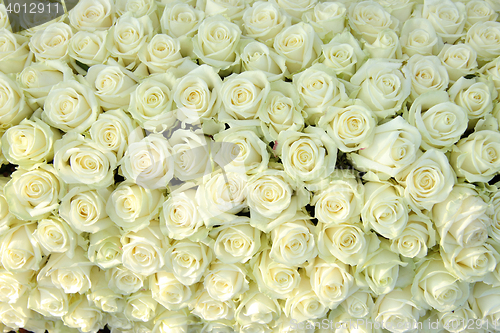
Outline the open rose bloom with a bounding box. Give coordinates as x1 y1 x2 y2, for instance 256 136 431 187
1 0 500 332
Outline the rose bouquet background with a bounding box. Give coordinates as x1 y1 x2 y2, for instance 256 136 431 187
0 0 499 332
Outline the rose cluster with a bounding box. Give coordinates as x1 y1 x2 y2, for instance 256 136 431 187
0 0 499 332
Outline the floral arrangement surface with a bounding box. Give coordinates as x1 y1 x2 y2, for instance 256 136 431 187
0 0 500 332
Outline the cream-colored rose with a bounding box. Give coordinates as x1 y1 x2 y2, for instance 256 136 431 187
0 270 31 304
88 227 122 269
354 241 407 296
53 132 117 187
363 29 402 60
0 72 33 133
306 257 355 308
438 43 478 82
219 71 270 126
311 170 363 225
406 91 468 151
411 255 469 312
361 181 409 239
273 22 322 74
442 243 498 283
41 79 100 133
235 283 281 326
1 117 61 169
161 2 204 38
422 0 466 44
469 282 500 327
153 308 197 332
242 1 290 47
5 165 64 221
106 265 145 295
341 291 374 319
68 0 115 32
124 290 158 322
390 212 436 259
466 0 498 28
192 289 235 321
129 73 176 133
0 223 42 273
293 64 348 125
320 31 366 80
251 248 301 299
372 286 425 333
28 286 69 318
138 34 183 74
37 247 92 294
165 239 213 286
106 181 163 232
199 0 247 23
0 29 31 74
193 15 241 70
349 116 422 178
0 294 31 331
404 54 449 100
450 130 500 183
302 2 346 42
150 272 195 310
29 22 73 62
376 0 413 23
284 276 328 322
433 184 491 253
211 221 261 265
115 0 159 27
88 267 124 314
317 222 380 266
121 133 174 189
213 127 269 175
277 127 337 188
318 100 376 152
449 77 496 125
400 18 442 57
85 64 138 110
160 188 204 240
269 215 317 266
34 215 78 258
62 294 104 333
204 261 249 301
258 80 304 142
271 0 317 22
466 21 500 63
436 305 479 333
240 41 288 81
121 221 166 276
68 31 109 71
348 1 399 44
173 64 222 124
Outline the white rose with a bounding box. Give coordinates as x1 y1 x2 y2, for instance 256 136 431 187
0 29 30 74
376 0 413 22
318 101 376 152
404 54 449 100
33 215 78 258
390 212 436 259
0 294 32 330
88 227 122 269
438 44 478 82
448 77 496 124
466 0 498 28
37 247 92 294
211 220 262 264
193 15 241 71
1 117 61 169
311 170 363 225
466 21 500 63
450 130 500 183
0 72 33 133
406 91 468 151
348 1 399 44
240 41 288 81
29 22 73 62
68 0 115 32
433 184 491 253
62 294 104 333
53 132 117 187
235 283 281 326
422 0 466 44
106 181 163 232
411 255 470 312
251 248 301 299
400 18 442 57
442 243 498 283
121 221 166 276
0 223 42 273
204 261 249 301
129 73 177 133
0 269 31 304
320 31 366 80
317 222 380 266
160 188 204 240
363 29 402 60
258 80 304 142
349 116 422 178
121 133 174 189
469 282 500 327
271 0 317 22
161 2 204 38
106 266 145 295
153 308 197 332
4 165 65 221
138 34 183 74
200 0 247 23
68 31 109 70
293 64 348 125
124 290 158 322
242 1 291 47
302 2 346 42
273 22 322 74
436 305 478 333
28 286 69 318
150 272 195 310
341 291 374 319
41 79 100 133
88 268 124 314
85 64 138 110
115 0 158 27
192 290 235 321
173 64 222 124
164 239 213 286
284 276 328 322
